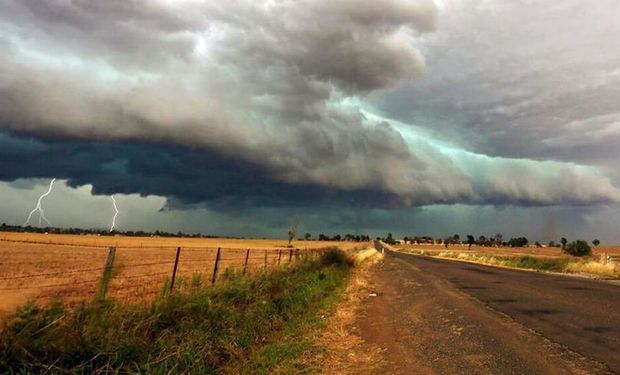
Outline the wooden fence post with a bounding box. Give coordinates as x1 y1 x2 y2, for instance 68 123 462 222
212 247 221 284
243 249 250 275
169 247 181 292
264 250 268 271
96 246 116 300
289 249 293 263
278 249 282 265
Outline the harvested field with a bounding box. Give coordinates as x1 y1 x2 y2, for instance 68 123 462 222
0 232 368 316
0 231 363 250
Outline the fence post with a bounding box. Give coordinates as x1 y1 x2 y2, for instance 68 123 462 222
243 249 250 275
278 249 282 265
212 247 221 284
289 249 293 263
96 246 116 301
264 250 268 271
169 247 181 292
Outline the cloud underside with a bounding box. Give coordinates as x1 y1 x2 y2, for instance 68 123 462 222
1 131 617 208
0 0 619 208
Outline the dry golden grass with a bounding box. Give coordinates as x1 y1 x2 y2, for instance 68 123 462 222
401 249 619 278
564 261 619 277
0 232 368 316
311 249 385 374
395 243 620 258
0 231 363 250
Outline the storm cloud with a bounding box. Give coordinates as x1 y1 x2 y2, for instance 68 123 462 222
371 0 620 167
1 0 619 218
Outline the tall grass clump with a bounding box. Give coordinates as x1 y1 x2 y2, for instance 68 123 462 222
0 249 354 374
510 256 570 271
564 260 619 277
319 247 355 268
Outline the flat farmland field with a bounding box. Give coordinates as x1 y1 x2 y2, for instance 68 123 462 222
0 231 364 250
0 232 368 316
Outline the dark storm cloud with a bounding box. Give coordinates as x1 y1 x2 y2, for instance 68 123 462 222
1 130 617 208
0 0 619 209
0 0 449 204
0 130 409 208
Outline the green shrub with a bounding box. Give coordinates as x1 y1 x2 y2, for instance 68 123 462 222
514 256 569 271
319 248 354 268
565 240 592 257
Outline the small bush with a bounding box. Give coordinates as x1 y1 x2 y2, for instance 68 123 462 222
319 248 354 268
565 240 592 257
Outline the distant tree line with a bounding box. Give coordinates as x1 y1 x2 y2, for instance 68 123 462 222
1 224 373 243
399 233 526 249
393 231 600 257
0 223 219 239
2 223 600 256
308 233 370 242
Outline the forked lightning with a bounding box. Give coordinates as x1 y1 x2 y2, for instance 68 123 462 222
110 195 119 232
24 178 56 227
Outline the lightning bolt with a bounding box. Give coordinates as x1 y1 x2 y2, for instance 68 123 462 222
110 195 119 232
24 178 56 227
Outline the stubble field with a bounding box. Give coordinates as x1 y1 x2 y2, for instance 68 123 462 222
0 232 368 316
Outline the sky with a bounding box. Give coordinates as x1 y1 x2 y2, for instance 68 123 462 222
1 0 620 242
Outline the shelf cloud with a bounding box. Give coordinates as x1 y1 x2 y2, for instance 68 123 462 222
1 0 619 218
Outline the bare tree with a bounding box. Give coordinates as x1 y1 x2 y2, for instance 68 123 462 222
467 235 475 250
288 217 298 245
495 233 503 247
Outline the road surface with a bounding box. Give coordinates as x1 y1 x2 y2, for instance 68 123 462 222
355 247 619 374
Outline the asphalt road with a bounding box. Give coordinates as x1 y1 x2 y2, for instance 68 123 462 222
356 246 620 374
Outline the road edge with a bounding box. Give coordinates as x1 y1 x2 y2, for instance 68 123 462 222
391 248 620 285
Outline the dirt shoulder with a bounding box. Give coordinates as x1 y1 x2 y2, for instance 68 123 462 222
310 249 386 374
348 252 610 374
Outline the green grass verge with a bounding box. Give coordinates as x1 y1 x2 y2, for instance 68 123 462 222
0 249 353 374
508 255 569 271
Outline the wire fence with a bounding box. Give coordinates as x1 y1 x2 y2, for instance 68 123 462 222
0 243 331 311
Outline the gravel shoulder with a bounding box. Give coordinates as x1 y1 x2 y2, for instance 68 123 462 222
352 251 613 374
